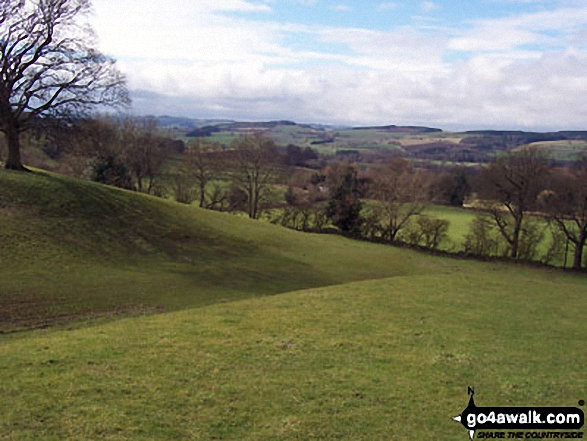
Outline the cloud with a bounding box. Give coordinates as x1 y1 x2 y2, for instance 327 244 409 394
93 0 281 63
316 26 448 72
92 0 587 130
421 1 439 12
434 49 587 129
333 4 351 11
123 48 587 130
449 6 587 52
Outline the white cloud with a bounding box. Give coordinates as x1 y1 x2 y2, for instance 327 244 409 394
92 0 587 130
449 6 587 52
125 48 587 130
93 0 280 62
421 1 440 12
434 49 587 129
317 26 448 73
333 4 351 11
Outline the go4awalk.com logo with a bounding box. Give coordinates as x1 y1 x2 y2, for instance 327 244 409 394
453 388 585 440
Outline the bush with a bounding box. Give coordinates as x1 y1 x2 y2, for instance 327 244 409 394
401 216 449 250
463 212 501 257
171 173 197 205
91 154 133 190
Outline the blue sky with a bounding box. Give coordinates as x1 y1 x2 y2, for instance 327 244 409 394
92 0 587 130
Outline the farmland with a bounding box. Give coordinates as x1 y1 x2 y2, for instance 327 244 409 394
172 119 587 164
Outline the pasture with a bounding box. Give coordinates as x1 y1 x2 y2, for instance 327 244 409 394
1 170 585 439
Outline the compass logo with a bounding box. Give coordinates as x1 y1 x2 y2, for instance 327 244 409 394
453 388 585 440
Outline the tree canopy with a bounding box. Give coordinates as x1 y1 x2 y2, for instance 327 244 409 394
0 0 129 170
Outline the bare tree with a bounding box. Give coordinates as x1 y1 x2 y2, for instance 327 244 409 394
122 117 170 194
463 211 502 257
477 148 549 259
371 159 428 243
186 139 222 208
0 0 129 170
229 134 283 219
404 215 450 250
279 182 328 232
541 161 587 270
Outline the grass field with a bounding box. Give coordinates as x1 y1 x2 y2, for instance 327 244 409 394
422 205 574 266
0 169 447 332
521 140 587 162
273 200 567 266
1 170 586 439
193 125 465 154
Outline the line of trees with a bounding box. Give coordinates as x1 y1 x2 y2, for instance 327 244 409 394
275 148 586 270
4 108 586 270
170 134 286 219
46 116 182 193
456 149 586 270
274 158 451 253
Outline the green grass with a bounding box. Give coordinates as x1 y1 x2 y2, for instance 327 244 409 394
193 125 466 153
520 140 587 162
421 205 476 250
0 169 445 332
422 205 573 266
1 169 586 440
1 265 586 439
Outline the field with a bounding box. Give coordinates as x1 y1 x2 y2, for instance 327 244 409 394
271 201 569 267
420 205 561 259
520 140 587 162
0 170 437 332
1 170 586 439
194 124 465 155
179 122 587 167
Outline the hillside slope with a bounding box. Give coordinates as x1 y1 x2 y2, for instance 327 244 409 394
0 170 446 331
1 269 586 439
2 170 586 439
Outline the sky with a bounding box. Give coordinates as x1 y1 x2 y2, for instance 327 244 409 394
91 0 587 131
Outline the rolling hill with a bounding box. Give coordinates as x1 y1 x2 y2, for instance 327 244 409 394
0 169 445 332
1 170 586 439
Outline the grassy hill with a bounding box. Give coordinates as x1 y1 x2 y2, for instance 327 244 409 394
1 170 586 439
0 169 446 332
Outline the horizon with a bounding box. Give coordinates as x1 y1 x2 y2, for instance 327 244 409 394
150 114 587 133
93 0 587 132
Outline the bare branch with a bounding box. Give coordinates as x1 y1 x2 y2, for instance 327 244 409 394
1 0 129 169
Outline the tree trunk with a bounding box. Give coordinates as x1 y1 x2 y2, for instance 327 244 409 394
510 215 523 259
573 230 586 270
4 125 28 171
199 181 206 208
251 187 259 219
247 187 255 219
147 176 155 195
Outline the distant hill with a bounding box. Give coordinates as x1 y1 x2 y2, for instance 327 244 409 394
186 120 311 137
155 115 235 130
461 130 587 143
151 116 587 163
352 125 442 133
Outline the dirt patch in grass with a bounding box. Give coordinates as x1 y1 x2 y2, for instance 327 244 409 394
0 302 164 334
